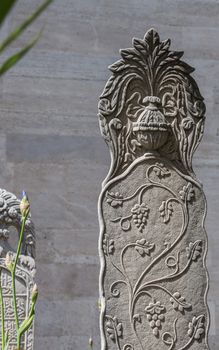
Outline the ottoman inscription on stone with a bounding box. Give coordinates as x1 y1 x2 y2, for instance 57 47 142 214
0 189 35 350
98 29 210 350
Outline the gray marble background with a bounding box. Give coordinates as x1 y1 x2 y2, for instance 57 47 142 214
0 0 218 349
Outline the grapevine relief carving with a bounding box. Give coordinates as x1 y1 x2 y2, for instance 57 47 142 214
103 164 204 349
98 29 209 350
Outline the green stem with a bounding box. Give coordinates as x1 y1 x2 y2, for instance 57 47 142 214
0 270 5 349
17 334 21 350
12 267 18 331
11 213 28 346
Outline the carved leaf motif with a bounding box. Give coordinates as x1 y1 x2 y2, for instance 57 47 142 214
153 163 171 178
145 301 165 315
109 60 126 73
102 75 123 98
170 292 191 312
98 29 206 180
106 322 115 341
179 183 195 202
106 191 123 207
0 197 7 213
99 114 112 143
98 99 112 117
159 200 173 223
135 239 155 257
108 241 115 254
126 92 144 120
186 240 202 261
106 317 123 342
188 315 205 340
116 322 123 337
103 235 115 255
131 203 149 232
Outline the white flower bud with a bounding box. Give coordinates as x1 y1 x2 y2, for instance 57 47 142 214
5 252 14 271
89 337 93 349
20 191 30 217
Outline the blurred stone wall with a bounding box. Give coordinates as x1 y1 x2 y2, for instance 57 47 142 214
0 0 218 349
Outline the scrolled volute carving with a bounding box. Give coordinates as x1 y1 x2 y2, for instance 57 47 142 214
98 28 205 183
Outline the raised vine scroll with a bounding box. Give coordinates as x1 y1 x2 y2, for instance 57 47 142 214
98 29 209 350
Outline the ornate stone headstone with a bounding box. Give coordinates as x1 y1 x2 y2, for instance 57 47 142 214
98 29 210 350
0 189 35 350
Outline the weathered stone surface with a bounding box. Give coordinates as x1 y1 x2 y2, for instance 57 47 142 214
98 29 210 350
0 189 35 350
1 1 219 350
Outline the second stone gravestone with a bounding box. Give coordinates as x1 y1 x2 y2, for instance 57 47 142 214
0 189 35 350
98 29 210 350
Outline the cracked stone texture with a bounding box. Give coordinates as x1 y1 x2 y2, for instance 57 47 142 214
0 1 218 350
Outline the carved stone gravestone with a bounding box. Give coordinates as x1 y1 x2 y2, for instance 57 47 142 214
0 189 35 350
98 29 210 350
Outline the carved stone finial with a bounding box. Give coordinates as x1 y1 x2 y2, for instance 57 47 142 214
98 29 210 350
98 28 206 183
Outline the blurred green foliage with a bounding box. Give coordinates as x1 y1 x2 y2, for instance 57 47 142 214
0 0 53 76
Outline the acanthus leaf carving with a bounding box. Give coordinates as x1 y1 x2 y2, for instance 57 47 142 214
98 28 205 182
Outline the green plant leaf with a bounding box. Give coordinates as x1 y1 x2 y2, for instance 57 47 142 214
0 0 53 53
28 297 37 319
0 32 41 76
18 314 34 337
3 330 9 350
0 0 18 26
31 286 38 307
